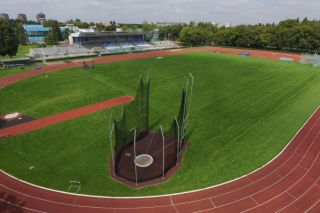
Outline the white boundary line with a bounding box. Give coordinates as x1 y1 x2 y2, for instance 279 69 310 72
1 106 319 200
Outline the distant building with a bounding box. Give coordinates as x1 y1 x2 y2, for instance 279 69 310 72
78 28 95 33
36 13 46 24
116 28 123 32
17 14 27 22
23 24 50 43
103 21 119 28
152 29 159 41
218 23 231 28
153 22 185 27
0 13 9 20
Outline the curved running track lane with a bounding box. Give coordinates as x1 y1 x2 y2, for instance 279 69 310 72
1 47 319 212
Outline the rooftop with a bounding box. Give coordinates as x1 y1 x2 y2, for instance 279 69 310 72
23 24 50 32
71 31 147 37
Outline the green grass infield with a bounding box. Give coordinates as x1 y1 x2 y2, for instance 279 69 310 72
1 52 320 196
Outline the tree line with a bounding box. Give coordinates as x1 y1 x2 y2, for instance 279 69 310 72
0 19 26 57
161 18 320 54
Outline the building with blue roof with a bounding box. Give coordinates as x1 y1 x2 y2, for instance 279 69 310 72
23 24 50 43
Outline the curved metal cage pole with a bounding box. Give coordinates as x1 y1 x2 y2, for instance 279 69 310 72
182 73 194 143
188 73 194 116
108 113 115 176
175 117 180 166
160 125 165 179
130 128 138 186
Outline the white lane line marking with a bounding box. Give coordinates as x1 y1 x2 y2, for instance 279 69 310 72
0 183 173 210
170 196 179 213
305 194 320 213
209 198 216 208
0 198 47 213
251 196 259 206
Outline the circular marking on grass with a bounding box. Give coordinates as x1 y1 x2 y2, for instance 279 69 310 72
134 154 153 168
4 112 20 119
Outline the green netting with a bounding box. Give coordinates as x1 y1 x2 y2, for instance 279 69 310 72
114 77 150 156
110 74 193 184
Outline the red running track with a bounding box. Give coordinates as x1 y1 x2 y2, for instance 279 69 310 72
2 47 318 212
1 106 320 212
0 96 134 138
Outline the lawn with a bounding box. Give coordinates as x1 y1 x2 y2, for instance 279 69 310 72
1 52 320 196
0 65 35 78
0 44 37 60
0 44 38 78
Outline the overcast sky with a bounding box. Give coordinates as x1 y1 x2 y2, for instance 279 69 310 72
1 0 320 25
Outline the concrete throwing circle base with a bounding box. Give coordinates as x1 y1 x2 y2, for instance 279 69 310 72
134 154 153 168
110 133 189 187
4 112 20 120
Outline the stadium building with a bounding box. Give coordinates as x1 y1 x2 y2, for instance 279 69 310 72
23 24 50 43
69 31 147 47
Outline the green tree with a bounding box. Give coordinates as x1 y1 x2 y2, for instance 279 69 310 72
62 28 70 40
72 19 90 28
141 23 155 31
96 23 107 32
209 18 320 53
0 20 19 57
180 26 211 46
43 19 63 27
159 25 184 40
16 22 27 45
45 21 63 45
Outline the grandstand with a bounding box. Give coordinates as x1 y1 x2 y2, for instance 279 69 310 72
27 30 179 59
28 45 94 59
28 40 178 60
69 31 148 48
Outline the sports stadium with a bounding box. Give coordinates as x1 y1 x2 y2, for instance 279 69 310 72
1 45 320 212
1 1 320 212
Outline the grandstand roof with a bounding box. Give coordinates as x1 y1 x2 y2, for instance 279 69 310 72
23 24 50 32
71 31 147 38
